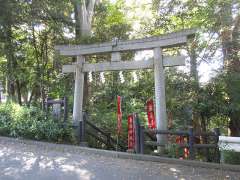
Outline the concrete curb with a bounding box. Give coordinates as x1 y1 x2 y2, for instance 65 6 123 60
0 136 239 172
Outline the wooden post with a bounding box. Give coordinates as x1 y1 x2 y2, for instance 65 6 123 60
79 121 84 142
139 125 145 154
106 132 111 149
153 47 167 153
214 128 220 163
189 127 194 159
63 96 68 125
134 113 141 153
80 112 88 146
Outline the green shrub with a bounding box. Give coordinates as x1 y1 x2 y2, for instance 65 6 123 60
222 150 240 165
166 143 188 159
0 103 75 143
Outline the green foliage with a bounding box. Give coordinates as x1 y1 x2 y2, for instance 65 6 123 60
166 143 178 158
0 0 239 163
150 0 240 136
0 103 75 143
222 151 240 165
208 115 229 135
93 0 131 42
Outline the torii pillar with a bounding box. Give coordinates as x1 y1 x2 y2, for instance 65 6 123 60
72 56 85 142
154 47 167 153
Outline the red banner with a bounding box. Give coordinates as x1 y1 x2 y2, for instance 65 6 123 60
176 136 189 159
117 96 122 134
146 99 156 129
128 114 135 149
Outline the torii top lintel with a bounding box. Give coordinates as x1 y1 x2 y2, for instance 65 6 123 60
55 29 196 56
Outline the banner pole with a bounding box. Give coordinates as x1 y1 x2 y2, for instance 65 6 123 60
116 134 119 151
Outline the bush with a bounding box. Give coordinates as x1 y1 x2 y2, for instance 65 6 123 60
0 103 75 143
222 151 240 165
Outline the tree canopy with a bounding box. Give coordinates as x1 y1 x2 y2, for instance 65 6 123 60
0 0 239 140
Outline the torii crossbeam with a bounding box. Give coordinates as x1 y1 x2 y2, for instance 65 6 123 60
55 29 196 150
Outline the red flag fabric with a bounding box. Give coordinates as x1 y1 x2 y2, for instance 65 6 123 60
146 99 156 129
117 96 122 134
128 114 135 149
176 136 189 159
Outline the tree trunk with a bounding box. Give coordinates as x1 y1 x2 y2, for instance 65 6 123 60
188 40 201 133
220 1 233 67
31 24 44 107
16 80 22 105
190 42 199 85
219 1 240 136
72 0 96 109
73 0 95 39
4 24 16 101
220 1 240 136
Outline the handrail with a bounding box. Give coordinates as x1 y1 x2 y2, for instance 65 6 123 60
140 127 220 161
144 131 157 141
84 119 126 151
145 129 188 136
85 120 109 137
145 129 218 137
86 130 115 149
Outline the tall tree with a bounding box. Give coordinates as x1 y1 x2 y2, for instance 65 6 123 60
71 0 97 108
0 0 73 106
72 0 96 38
0 0 26 103
152 0 240 136
218 0 240 136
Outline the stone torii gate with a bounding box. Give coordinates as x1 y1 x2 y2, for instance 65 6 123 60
55 29 196 149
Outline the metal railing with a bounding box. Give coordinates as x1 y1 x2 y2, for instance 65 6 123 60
134 118 220 161
79 113 127 151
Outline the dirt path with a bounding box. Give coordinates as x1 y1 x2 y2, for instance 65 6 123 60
0 137 239 180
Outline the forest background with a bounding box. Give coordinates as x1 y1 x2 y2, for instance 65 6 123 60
0 0 239 161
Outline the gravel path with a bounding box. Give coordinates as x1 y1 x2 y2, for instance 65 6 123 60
0 138 239 180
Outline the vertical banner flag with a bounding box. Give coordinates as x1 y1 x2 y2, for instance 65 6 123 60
146 99 156 129
128 114 135 149
117 96 122 134
176 136 189 159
